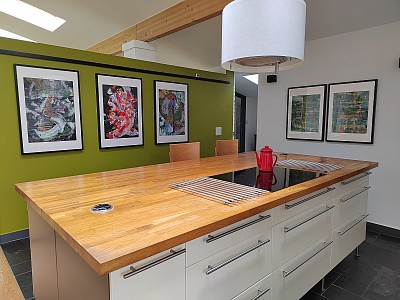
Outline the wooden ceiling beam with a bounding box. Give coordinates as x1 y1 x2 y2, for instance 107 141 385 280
87 0 232 55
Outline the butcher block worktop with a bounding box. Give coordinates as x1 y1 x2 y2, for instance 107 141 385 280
15 152 378 275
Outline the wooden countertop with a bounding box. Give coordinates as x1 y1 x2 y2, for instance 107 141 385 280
15 152 378 275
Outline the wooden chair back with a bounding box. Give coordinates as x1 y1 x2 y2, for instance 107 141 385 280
215 139 239 156
169 142 200 162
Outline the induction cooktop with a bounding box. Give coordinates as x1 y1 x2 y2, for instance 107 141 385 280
210 167 326 192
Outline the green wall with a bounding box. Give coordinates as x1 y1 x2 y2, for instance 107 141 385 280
0 38 233 236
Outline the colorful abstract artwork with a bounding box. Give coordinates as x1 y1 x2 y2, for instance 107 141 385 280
155 81 188 144
15 65 82 154
96 75 143 148
327 80 377 143
286 84 326 141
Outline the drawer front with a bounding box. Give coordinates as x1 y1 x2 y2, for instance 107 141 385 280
331 214 367 268
273 186 335 225
272 200 334 270
333 185 369 229
271 237 332 300
186 230 272 300
187 209 273 266
335 172 370 196
232 274 271 300
110 244 185 300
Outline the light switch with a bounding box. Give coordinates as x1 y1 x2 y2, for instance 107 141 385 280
216 127 222 136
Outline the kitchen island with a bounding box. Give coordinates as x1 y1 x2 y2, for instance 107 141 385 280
15 152 378 300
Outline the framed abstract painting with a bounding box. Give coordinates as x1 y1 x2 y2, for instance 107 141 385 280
286 84 327 141
14 65 83 154
96 74 143 148
154 81 188 144
326 79 377 144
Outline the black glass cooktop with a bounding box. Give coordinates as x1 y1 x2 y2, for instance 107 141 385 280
210 167 325 192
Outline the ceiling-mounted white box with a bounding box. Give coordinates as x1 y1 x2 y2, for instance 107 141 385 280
122 40 156 62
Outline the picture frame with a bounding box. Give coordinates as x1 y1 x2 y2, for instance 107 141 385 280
326 79 378 144
14 65 83 154
154 81 188 144
286 84 327 141
96 74 143 148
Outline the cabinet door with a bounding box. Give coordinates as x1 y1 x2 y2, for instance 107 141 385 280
333 184 368 229
232 274 271 300
109 245 185 300
271 236 332 300
272 200 334 270
187 230 272 300
331 214 367 268
187 209 273 266
273 186 335 225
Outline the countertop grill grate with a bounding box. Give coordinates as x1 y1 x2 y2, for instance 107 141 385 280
169 177 268 204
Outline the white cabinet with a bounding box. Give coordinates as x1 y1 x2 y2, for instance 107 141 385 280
273 186 335 225
187 209 273 266
109 244 185 300
232 274 271 300
271 236 332 300
186 230 272 300
272 200 334 270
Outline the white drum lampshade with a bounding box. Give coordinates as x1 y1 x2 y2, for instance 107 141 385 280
221 0 306 73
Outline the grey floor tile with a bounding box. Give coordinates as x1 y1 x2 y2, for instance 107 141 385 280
15 271 33 288
20 284 34 300
359 242 400 273
370 235 400 254
323 285 365 300
11 260 32 276
1 238 31 266
311 271 342 295
333 274 372 297
301 290 330 299
333 255 382 284
362 266 400 300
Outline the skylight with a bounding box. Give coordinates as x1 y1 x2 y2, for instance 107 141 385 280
0 28 34 42
243 74 258 85
0 0 65 32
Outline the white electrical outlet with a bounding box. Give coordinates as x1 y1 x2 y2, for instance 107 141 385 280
215 127 222 136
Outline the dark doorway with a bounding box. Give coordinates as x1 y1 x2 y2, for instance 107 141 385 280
234 92 246 152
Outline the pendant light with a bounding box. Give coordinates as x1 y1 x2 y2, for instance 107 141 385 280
221 0 306 73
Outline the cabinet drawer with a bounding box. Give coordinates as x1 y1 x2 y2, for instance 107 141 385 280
273 186 335 225
271 236 332 300
187 209 273 266
331 214 367 268
109 244 185 300
335 172 370 196
186 230 272 300
272 200 334 270
232 274 271 300
333 185 369 229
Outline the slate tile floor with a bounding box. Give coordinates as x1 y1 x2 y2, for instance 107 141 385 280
1 229 400 300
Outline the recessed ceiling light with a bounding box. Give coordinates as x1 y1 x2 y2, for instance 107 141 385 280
0 0 65 32
0 28 35 42
243 74 258 85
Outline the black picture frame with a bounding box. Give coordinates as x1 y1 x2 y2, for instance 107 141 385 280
286 84 327 141
326 79 378 144
154 81 189 145
14 64 83 154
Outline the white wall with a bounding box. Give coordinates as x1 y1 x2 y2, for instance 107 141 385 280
257 22 400 230
246 96 258 151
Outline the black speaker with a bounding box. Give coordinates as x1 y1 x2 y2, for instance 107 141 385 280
267 74 277 83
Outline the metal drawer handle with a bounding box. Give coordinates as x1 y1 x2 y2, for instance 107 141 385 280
283 240 333 278
285 187 335 210
123 248 186 279
340 187 370 203
206 239 270 275
284 205 335 233
341 172 372 185
338 214 369 236
206 214 271 243
252 288 270 300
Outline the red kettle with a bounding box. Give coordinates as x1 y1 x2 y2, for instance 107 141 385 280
255 146 278 172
